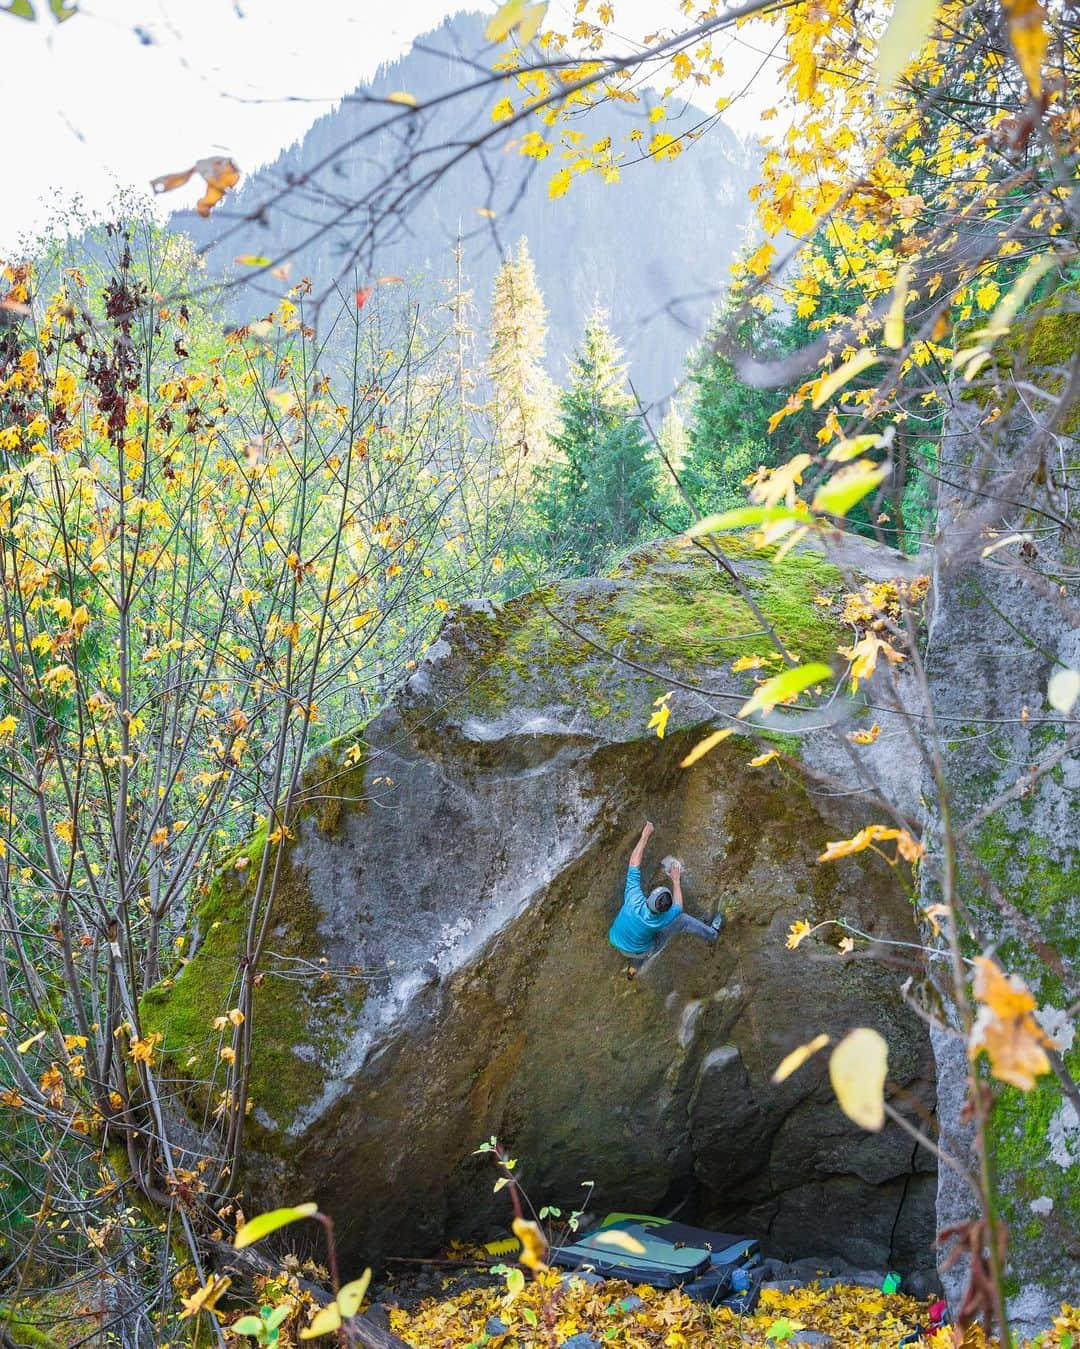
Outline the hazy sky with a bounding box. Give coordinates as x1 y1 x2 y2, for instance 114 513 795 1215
1 0 783 251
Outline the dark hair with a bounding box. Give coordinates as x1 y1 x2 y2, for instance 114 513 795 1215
647 885 673 914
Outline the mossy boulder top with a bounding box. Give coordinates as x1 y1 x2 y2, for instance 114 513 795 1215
146 535 938 1273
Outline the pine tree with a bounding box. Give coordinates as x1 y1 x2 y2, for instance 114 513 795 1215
530 309 659 574
487 237 555 467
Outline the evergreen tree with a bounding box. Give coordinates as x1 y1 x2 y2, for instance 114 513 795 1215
488 236 556 467
679 269 936 553
677 307 815 528
530 309 659 574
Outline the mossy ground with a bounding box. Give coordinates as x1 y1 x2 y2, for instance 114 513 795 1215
141 750 370 1135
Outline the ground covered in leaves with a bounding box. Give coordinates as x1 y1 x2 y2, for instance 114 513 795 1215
387 1275 1078 1349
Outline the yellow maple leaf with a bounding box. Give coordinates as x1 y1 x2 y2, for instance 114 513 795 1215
975 280 1001 310
648 692 673 740
178 1275 232 1320
750 454 812 508
786 919 813 950
969 956 1055 1090
838 632 905 693
128 1031 163 1066
548 168 572 199
749 750 779 767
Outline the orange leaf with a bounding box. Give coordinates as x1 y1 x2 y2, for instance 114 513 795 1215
194 157 241 217
969 957 1056 1091
150 167 196 195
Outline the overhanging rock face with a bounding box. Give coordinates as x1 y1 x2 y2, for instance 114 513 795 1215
150 538 937 1271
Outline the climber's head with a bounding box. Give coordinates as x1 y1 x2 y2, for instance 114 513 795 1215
647 885 673 914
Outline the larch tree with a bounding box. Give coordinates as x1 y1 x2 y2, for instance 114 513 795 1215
487 236 556 468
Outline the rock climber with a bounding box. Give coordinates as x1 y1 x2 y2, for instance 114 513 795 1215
608 820 723 974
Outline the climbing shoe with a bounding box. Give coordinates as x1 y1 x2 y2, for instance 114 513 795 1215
710 911 725 932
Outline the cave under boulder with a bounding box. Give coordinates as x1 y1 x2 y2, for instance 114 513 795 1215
145 536 937 1273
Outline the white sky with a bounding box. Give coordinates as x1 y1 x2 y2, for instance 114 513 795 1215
1 0 785 252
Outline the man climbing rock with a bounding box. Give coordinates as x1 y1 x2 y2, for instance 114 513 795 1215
608 820 723 974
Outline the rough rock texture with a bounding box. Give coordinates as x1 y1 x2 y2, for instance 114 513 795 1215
148 538 937 1272
922 377 1080 1332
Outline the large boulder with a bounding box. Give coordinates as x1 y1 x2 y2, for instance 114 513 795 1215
146 537 937 1272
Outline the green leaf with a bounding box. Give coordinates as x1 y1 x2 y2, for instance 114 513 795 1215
688 504 811 537
265 1305 293 1331
766 1318 798 1342
1059 1334 1073 1349
505 1268 526 1299
234 1202 319 1249
2 1 36 18
231 1317 265 1337
811 348 881 408
875 0 939 90
337 1271 372 1319
522 1308 538 1326
737 662 833 720
48 0 76 18
811 461 891 517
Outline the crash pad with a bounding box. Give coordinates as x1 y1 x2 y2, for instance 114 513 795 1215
551 1216 760 1289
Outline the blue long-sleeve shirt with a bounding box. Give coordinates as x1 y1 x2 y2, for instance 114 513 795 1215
608 865 678 956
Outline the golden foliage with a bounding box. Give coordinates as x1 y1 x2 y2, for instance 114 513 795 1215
969 957 1057 1091
390 1272 970 1349
817 824 924 865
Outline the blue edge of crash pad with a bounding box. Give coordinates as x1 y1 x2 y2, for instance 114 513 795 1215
549 1215 765 1312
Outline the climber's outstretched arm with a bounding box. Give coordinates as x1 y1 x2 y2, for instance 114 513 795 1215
629 820 654 869
669 858 684 910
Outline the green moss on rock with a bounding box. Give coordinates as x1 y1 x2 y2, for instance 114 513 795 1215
455 539 844 726
141 817 365 1135
963 765 1080 1292
0 1309 61 1348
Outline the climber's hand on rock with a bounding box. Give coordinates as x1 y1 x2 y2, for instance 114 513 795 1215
641 820 655 841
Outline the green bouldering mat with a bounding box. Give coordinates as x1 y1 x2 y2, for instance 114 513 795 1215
550 1216 760 1289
